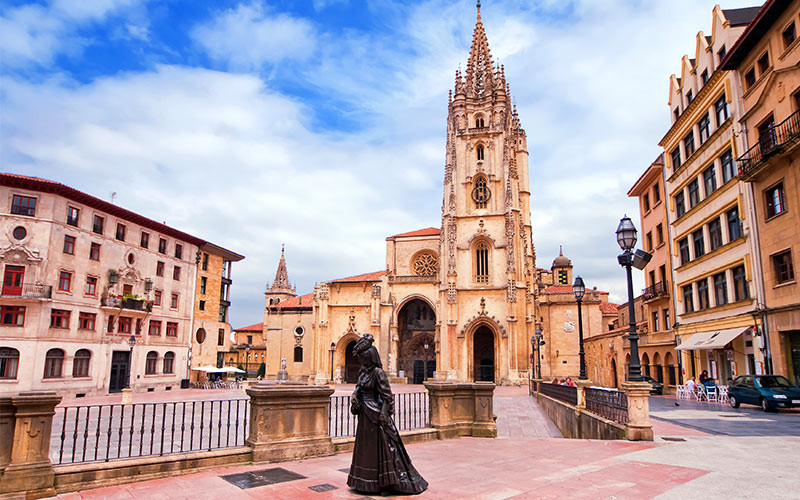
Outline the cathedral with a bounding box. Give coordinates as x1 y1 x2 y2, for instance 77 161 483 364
257 4 540 385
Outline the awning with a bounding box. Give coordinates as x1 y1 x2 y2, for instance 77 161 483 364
676 327 750 351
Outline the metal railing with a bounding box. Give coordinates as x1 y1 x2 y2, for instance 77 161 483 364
585 388 628 424
737 109 800 176
642 281 669 301
101 296 153 312
51 399 248 465
0 283 52 299
539 383 577 406
328 392 429 438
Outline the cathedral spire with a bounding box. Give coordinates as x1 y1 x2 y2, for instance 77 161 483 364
465 0 495 98
270 245 293 293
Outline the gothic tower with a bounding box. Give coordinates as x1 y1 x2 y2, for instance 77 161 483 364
438 2 537 384
265 246 296 306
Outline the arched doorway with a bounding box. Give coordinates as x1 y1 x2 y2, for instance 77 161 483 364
397 298 436 384
344 340 359 383
473 326 495 382
611 358 618 388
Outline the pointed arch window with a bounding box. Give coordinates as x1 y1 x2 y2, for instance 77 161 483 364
475 240 490 284
472 175 490 209
476 144 485 161
294 346 303 363
475 115 485 128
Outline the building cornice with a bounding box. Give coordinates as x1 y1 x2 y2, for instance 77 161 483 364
660 69 726 147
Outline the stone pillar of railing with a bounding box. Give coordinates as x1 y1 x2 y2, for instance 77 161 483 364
0 397 15 479
0 392 61 499
622 382 653 441
245 382 335 463
424 382 496 439
575 379 593 410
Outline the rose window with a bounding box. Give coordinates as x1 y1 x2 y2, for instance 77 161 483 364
413 252 438 277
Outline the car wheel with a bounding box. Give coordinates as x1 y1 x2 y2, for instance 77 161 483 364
729 395 740 408
760 397 773 412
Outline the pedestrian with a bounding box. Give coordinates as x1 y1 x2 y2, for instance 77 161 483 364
686 376 696 393
565 377 576 387
699 370 711 385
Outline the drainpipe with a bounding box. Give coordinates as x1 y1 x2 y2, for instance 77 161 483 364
186 247 200 382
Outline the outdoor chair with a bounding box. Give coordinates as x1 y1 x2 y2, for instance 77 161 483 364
718 386 729 403
676 385 686 399
706 387 718 402
695 385 707 401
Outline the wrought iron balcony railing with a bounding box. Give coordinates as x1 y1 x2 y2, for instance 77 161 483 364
101 296 153 312
642 281 669 301
737 109 800 177
0 283 52 299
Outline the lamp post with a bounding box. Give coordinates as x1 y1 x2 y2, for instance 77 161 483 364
245 346 250 379
573 276 587 380
423 340 430 382
616 215 644 382
531 328 544 380
329 342 336 382
127 334 136 389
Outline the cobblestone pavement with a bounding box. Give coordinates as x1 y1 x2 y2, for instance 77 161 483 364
493 386 562 438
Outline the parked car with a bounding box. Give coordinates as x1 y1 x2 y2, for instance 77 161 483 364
643 376 663 395
728 375 800 412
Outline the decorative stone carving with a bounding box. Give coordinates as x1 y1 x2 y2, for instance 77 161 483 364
506 278 517 303
412 252 438 277
371 284 381 298
0 244 42 264
317 284 329 300
346 308 357 334
563 321 575 333
447 280 457 304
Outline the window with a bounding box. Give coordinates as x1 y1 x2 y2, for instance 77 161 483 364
765 182 786 218
720 149 735 183
683 285 694 313
717 45 727 65
92 215 104 234
294 346 303 363
218 328 225 346
664 308 670 329
66 206 79 226
646 232 653 252
85 276 97 296
202 253 209 271
688 179 700 208
73 349 91 377
683 131 695 157
783 22 796 49
118 316 132 334
643 193 650 213
163 352 175 374
472 176 490 209
652 311 659 332
107 315 115 333
156 261 165 277
219 304 228 323
170 293 178 309
745 67 756 88
673 108 680 122
659 264 667 284
715 95 729 125
44 349 64 378
733 265 750 301
247 335 253 345
757 51 770 74
727 207 742 241
1 306 25 326
476 144 485 161
174 244 183 259
686 90 693 103
140 232 149 249
166 322 178 337
709 218 723 251
10 195 36 216
714 272 728 306
675 192 686 218
692 228 705 258
145 351 158 375
89 242 100 261
0 347 19 379
671 147 681 171
758 115 776 151
12 226 26 240
63 235 75 255
653 181 661 203
200 277 207 294
158 238 167 254
701 69 709 85
199 300 205 311
656 224 664 245
115 223 126 241
703 166 717 196
772 250 795 284
58 271 72 292
173 266 181 281
679 237 690 266
697 278 709 310
698 114 710 143
154 290 162 306
149 320 161 336
78 312 96 330
475 115 485 128
475 240 489 283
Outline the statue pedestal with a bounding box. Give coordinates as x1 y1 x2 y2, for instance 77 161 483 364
276 370 289 383
622 381 654 441
121 388 133 405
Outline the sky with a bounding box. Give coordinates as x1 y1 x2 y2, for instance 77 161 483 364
1 0 763 328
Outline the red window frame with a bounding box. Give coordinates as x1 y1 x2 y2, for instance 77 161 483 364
0 347 20 378
107 315 115 333
166 322 178 337
2 265 24 297
43 349 64 379
140 231 149 248
78 312 96 330
85 276 97 296
170 293 178 309
118 316 132 334
0 305 25 326
153 290 162 306
89 242 100 261
116 223 126 241
163 352 174 373
63 235 75 254
58 271 72 292
173 266 181 281
92 215 104 234
11 195 36 216
67 206 80 226
72 349 91 377
145 352 158 375
158 238 167 254
50 309 70 329
175 244 183 259
148 320 162 336
156 261 164 277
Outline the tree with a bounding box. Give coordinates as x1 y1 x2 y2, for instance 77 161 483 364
257 362 266 378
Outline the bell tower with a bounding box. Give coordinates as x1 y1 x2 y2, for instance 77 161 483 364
438 2 537 384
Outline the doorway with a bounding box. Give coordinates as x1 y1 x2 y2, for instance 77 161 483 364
344 340 359 383
109 351 130 393
2 265 24 296
611 358 618 388
473 326 495 382
397 298 436 383
789 331 800 385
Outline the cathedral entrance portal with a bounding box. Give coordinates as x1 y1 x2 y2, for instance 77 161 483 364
473 326 495 382
397 298 436 384
344 340 359 383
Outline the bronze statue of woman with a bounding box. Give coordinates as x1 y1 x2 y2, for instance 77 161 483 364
347 334 428 495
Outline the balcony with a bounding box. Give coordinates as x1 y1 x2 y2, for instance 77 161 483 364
642 281 669 302
101 296 153 312
737 109 800 180
0 283 52 299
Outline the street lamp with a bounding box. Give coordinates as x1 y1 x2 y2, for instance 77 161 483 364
616 215 648 382
423 341 430 382
329 342 336 382
573 276 587 380
531 328 544 380
245 346 250 379
127 334 136 389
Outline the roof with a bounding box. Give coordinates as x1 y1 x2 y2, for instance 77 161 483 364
271 292 313 309
543 285 574 294
627 154 664 197
388 227 441 239
329 270 387 283
721 2 785 69
200 242 245 262
722 6 763 27
234 322 263 332
599 302 620 314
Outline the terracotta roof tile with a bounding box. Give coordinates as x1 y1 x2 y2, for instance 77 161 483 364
234 322 263 332
330 270 387 283
273 292 314 309
543 285 574 294
599 302 620 314
388 227 440 238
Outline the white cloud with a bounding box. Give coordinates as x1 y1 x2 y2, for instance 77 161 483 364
191 3 317 70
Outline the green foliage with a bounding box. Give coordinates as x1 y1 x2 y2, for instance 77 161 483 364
257 362 266 378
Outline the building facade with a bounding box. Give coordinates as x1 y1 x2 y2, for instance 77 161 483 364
659 5 768 386
722 0 800 384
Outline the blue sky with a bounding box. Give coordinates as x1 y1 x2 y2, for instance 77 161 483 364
1 0 761 327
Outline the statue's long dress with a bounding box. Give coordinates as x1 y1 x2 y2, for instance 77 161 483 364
347 366 428 494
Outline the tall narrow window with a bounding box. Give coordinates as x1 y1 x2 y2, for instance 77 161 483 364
472 176 490 209
692 228 705 258
200 277 207 294
85 276 97 296
765 182 786 218
653 181 661 203
476 145 485 161
158 238 167 254
294 346 303 362
683 131 695 157
89 242 100 261
727 207 742 241
66 206 80 226
140 232 150 249
703 166 717 196
688 179 700 208
697 278 709 310
475 241 489 284
715 95 729 125
92 215 104 234
63 235 75 255
671 147 682 171
73 349 91 377
733 265 750 301
163 352 175 374
720 149 735 183
682 285 694 313
714 272 728 306
772 250 795 284
44 349 64 379
679 237 690 266
698 114 710 143
58 271 72 292
675 192 686 218
145 351 158 375
202 253 209 271
175 244 183 259
218 328 225 346
115 223 126 241
783 22 796 49
709 218 723 251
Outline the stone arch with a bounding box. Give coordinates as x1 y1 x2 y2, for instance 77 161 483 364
464 318 498 382
653 352 663 382
664 351 675 386
396 298 436 384
641 352 651 378
610 357 619 388
334 332 361 383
